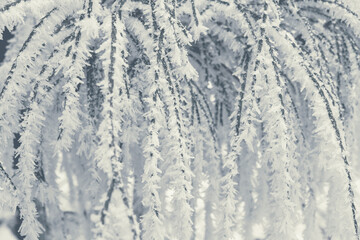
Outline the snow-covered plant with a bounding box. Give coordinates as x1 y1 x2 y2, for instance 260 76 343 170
0 0 360 239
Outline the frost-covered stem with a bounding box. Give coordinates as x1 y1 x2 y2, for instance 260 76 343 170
15 64 59 240
307 67 360 239
0 9 73 178
189 80 215 138
296 37 359 239
161 58 194 240
150 0 194 239
161 61 193 240
0 7 58 100
140 11 166 239
278 26 359 239
96 10 139 240
247 3 299 238
218 4 261 237
0 161 17 191
56 29 83 150
141 103 165 240
187 82 220 238
219 53 251 239
291 9 342 119
56 5 99 151
190 0 199 26
0 0 23 12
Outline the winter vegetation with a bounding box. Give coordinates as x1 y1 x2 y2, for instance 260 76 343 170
0 0 360 239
